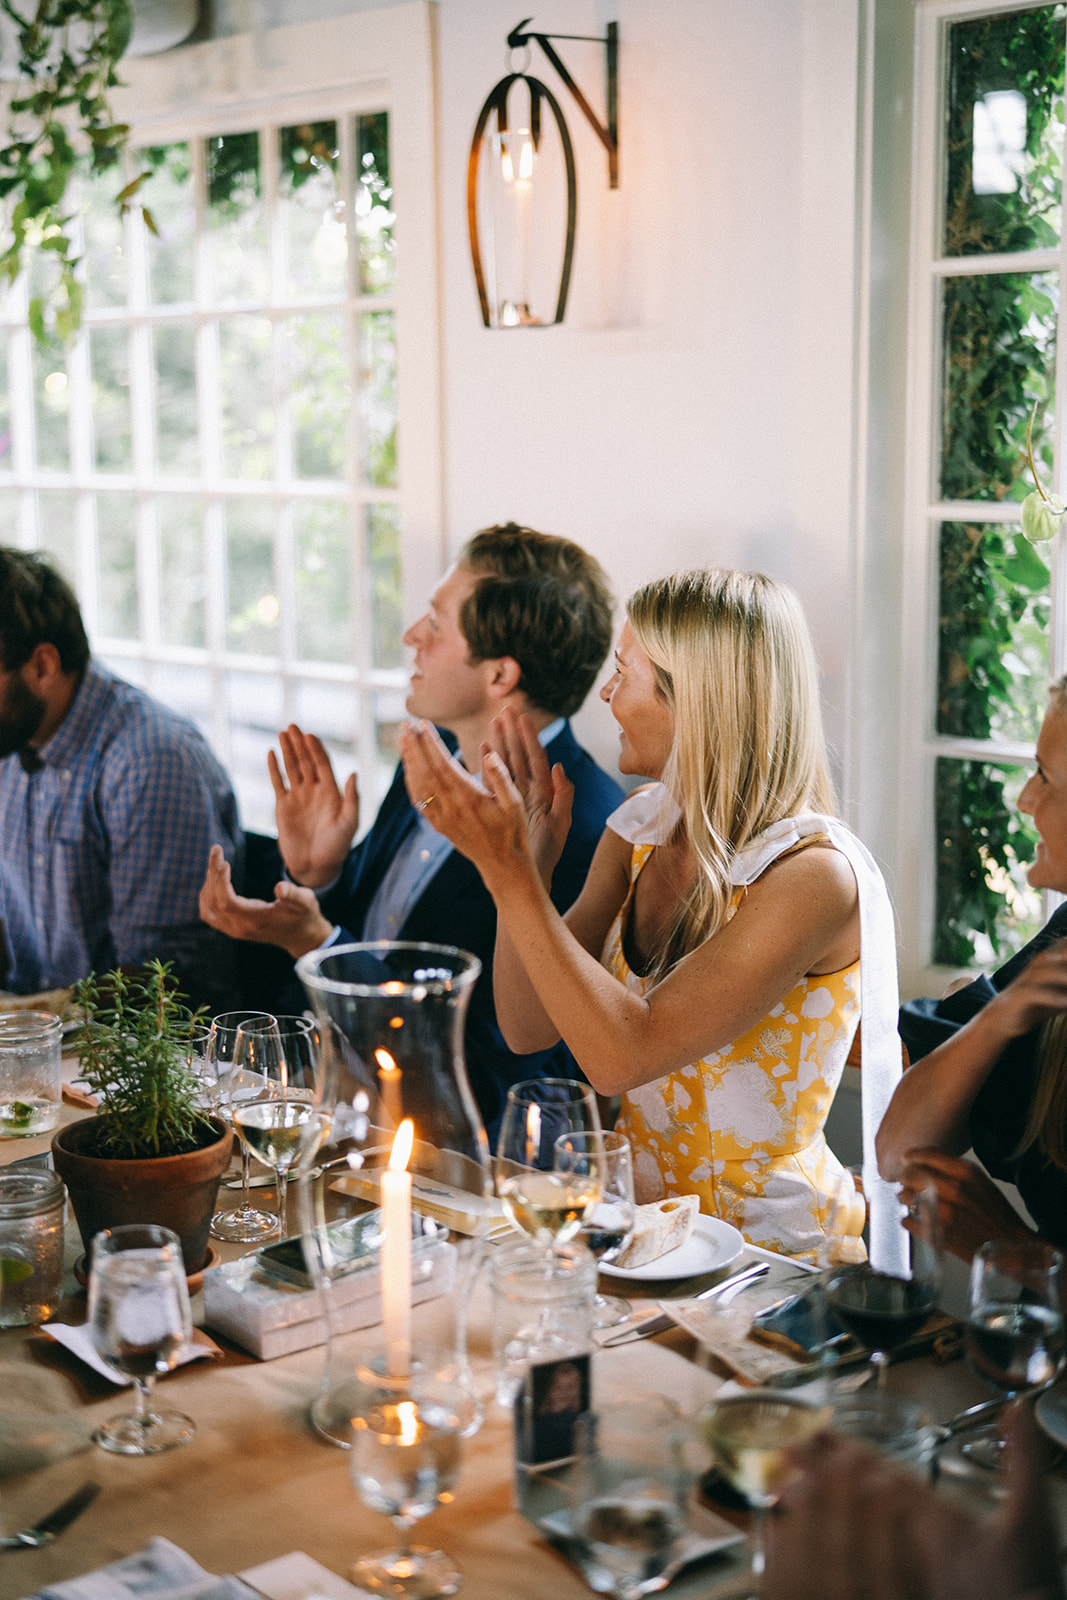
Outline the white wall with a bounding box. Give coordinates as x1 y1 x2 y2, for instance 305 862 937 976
434 0 864 777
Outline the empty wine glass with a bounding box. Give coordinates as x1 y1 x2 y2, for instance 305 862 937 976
554 1130 635 1327
570 1396 692 1600
823 1180 940 1388
348 1344 466 1599
495 1079 602 1252
89 1223 194 1456
229 1014 322 1238
961 1238 1065 1471
700 1390 830 1598
209 1011 280 1243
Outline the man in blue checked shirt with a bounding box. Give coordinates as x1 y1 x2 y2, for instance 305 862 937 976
0 548 243 1012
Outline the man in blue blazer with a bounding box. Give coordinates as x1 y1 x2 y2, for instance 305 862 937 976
200 524 622 1136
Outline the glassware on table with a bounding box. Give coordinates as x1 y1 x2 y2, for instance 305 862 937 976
209 1011 281 1243
495 1079 602 1251
0 1011 63 1137
700 1390 830 1598
829 1391 938 1473
554 1129 635 1328
88 1223 195 1455
822 1180 941 1388
229 1013 322 1239
295 943 491 1448
488 1239 596 1408
0 1168 65 1327
184 1024 215 1112
348 1343 466 1599
960 1238 1065 1471
569 1395 692 1600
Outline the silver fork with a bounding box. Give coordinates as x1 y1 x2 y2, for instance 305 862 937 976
0 1483 100 1550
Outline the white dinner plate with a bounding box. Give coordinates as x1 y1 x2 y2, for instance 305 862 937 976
599 1214 744 1281
1035 1385 1067 1449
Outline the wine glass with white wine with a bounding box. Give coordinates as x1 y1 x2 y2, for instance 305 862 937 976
554 1129 635 1327
495 1079 602 1253
700 1391 829 1598
229 1014 322 1238
209 1011 280 1243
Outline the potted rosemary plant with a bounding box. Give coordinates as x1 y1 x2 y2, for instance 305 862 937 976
51 962 231 1274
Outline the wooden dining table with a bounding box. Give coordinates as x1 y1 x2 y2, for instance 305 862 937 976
1 1099 1059 1600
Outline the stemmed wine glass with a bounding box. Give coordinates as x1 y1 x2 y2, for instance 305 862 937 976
495 1079 603 1252
961 1238 1065 1470
209 1011 280 1243
554 1130 635 1327
229 1014 322 1238
822 1178 941 1388
700 1390 830 1598
348 1344 466 1599
89 1223 195 1456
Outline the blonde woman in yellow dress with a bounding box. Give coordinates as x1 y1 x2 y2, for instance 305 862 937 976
399 569 903 1266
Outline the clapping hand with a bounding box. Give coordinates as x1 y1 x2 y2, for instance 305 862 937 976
270 724 359 888
483 707 574 884
398 719 539 893
199 844 333 959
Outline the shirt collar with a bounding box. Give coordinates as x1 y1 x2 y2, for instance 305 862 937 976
36 660 108 770
538 716 566 747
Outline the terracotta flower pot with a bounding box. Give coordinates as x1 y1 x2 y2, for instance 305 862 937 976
52 1116 233 1275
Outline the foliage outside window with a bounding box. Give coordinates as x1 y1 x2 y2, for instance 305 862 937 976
933 5 1065 966
0 111 404 832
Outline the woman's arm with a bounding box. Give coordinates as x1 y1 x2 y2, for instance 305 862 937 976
492 824 632 1051
400 721 859 1095
877 939 1067 1181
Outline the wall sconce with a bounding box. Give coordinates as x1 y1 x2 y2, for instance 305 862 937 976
467 16 619 329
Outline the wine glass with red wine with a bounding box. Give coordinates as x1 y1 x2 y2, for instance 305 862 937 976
961 1239 1065 1470
824 1184 940 1388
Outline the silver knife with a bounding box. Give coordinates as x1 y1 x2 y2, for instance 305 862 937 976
599 1260 769 1347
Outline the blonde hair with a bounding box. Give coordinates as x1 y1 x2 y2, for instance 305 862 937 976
626 568 836 976
1017 674 1067 1172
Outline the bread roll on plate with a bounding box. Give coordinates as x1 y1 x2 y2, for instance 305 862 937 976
614 1194 699 1269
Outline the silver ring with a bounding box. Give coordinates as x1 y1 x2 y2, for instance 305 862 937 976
415 795 436 813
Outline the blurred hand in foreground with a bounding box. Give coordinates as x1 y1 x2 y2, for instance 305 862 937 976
764 1402 1063 1600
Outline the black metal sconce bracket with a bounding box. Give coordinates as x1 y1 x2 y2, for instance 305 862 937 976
506 16 619 187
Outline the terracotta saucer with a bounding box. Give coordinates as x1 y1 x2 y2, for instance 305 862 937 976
73 1245 221 1294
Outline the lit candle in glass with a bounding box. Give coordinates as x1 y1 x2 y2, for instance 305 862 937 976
381 1119 413 1378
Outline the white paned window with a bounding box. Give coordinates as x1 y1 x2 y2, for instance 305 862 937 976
0 7 441 834
901 0 1066 978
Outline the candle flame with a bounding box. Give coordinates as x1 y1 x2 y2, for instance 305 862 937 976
389 1119 414 1172
397 1400 418 1446
375 1048 401 1078
525 1103 541 1166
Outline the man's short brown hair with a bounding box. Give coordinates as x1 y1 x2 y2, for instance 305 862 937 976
0 547 90 674
458 523 614 718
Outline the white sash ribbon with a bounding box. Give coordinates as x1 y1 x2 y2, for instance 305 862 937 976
607 790 907 1272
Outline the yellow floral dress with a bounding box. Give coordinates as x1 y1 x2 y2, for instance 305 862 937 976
610 836 864 1261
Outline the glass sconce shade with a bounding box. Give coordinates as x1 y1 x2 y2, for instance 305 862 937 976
467 74 576 329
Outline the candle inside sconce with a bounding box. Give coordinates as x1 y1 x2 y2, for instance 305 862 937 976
381 1118 414 1378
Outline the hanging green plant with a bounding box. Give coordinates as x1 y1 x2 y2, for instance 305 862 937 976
1021 400 1067 544
0 0 155 345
